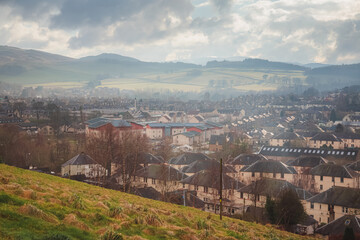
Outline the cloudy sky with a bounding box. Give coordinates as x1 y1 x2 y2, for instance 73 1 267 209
1 0 359 64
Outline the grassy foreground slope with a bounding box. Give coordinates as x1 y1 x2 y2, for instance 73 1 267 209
0 164 317 240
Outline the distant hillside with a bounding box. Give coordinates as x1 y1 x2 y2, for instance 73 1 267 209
205 58 307 71
79 53 140 63
0 164 314 240
0 46 72 65
303 63 331 69
305 63 360 90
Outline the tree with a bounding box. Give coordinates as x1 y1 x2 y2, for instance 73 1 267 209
32 101 44 121
265 196 276 224
276 189 306 228
12 101 27 117
330 109 337 122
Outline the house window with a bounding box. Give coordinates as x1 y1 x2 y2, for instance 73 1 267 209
320 185 323 190
319 204 322 209
143 177 148 183
195 185 199 191
204 186 208 193
281 173 284 178
240 192 243 199
182 183 185 188
319 217 321 223
310 203 314 209
332 177 335 182
342 207 348 213
251 172 255 177
152 178 156 184
341 177 344 183
312 175 315 180
273 173 276 178
320 176 323 181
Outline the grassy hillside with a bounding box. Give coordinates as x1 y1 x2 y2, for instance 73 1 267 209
0 164 317 240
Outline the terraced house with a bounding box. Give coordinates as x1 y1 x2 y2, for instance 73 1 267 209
239 160 297 184
309 164 360 192
306 186 360 224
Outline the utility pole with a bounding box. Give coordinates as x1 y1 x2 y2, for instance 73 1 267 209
220 158 223 220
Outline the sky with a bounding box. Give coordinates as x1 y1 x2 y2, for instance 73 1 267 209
0 0 359 64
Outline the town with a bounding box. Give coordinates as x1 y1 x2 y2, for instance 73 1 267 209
1 85 359 238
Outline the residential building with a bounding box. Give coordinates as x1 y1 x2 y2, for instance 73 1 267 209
309 132 344 149
61 153 106 178
168 153 212 170
306 186 360 223
269 132 305 147
309 164 359 192
315 214 360 239
239 160 297 184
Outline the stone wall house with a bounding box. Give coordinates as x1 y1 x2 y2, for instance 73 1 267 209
61 153 106 178
306 186 360 224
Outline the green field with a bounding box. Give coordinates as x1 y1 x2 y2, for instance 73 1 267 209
0 164 317 239
17 64 306 92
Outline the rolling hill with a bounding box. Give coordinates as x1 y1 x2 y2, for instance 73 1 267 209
0 45 358 92
0 164 316 240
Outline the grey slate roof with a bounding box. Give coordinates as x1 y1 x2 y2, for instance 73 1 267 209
86 117 132 129
241 160 297 174
229 154 268 166
347 161 360 171
125 152 163 165
238 178 312 200
307 186 360 209
286 156 327 168
335 132 360 140
134 164 187 181
315 215 360 236
180 170 244 190
62 153 98 167
180 159 235 174
310 132 342 142
272 132 303 140
259 146 358 159
309 164 358 178
169 153 211 165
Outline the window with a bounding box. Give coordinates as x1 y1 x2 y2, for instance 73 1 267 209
281 172 284 178
341 177 344 183
332 177 335 182
240 192 243 199
195 185 199 191
342 207 348 213
310 202 314 209
273 173 276 178
320 185 323 190
252 172 255 177
204 186 208 193
319 204 322 209
182 183 185 188
143 177 148 183
320 176 323 181
312 175 315 180
152 178 156 184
